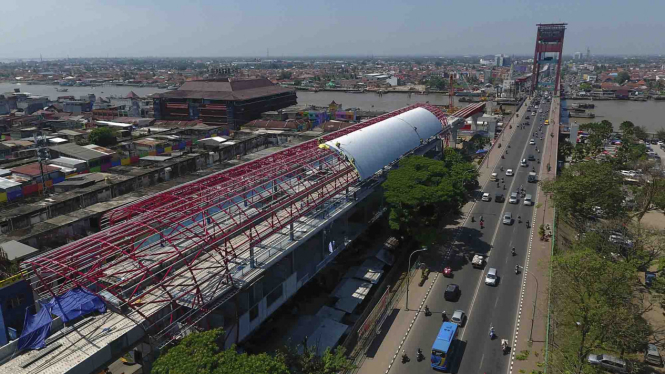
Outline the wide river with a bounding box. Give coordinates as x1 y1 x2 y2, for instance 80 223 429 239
2 82 662 132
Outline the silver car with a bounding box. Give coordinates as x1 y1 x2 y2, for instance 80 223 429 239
587 353 627 373
450 310 466 327
502 212 512 225
485 268 498 286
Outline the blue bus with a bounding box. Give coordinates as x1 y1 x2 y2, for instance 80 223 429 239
431 321 458 371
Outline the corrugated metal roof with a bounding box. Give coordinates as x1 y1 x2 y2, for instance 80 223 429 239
324 107 443 180
0 177 22 189
49 143 106 161
10 163 61 177
0 240 39 261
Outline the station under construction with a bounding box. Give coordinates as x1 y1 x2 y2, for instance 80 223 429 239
0 102 486 374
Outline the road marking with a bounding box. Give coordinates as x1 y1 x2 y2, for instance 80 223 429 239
460 99 538 341
507 97 558 374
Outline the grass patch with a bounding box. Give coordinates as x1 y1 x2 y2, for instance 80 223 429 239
515 350 531 360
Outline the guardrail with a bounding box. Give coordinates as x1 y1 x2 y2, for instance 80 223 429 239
0 271 27 289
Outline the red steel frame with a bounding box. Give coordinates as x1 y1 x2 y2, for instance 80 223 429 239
530 23 567 95
23 103 470 338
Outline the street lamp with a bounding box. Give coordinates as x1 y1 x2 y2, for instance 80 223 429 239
519 266 540 343
405 247 428 311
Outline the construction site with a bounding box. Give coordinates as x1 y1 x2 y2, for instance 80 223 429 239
0 101 486 374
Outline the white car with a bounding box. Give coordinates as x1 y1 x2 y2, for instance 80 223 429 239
451 310 466 327
529 139 536 145
502 212 512 225
531 112 536 116
506 169 514 176
520 159 528 167
482 192 491 202
509 192 518 204
485 268 498 286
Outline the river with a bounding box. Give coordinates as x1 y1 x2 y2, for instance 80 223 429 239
0 82 166 100
566 99 665 133
4 82 660 132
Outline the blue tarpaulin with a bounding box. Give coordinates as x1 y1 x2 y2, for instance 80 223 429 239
17 287 106 351
476 149 488 154
46 287 107 323
17 307 52 351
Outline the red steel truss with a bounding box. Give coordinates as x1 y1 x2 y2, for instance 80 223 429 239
23 103 474 339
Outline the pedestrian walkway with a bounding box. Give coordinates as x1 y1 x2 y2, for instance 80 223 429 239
510 96 560 373
355 98 532 374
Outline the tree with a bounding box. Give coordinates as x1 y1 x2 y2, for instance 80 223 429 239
558 140 574 159
277 337 355 374
615 71 631 84
88 127 118 147
633 125 648 142
656 128 665 141
278 70 293 80
579 82 592 91
631 160 665 222
619 121 635 137
580 121 613 156
152 329 290 374
383 155 476 245
550 249 645 371
543 161 625 230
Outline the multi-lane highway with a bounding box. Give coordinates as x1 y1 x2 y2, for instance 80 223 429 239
391 96 552 374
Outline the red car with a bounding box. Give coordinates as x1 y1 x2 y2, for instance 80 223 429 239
442 267 453 277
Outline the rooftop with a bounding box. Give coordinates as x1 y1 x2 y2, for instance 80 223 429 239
49 143 108 161
157 78 295 101
10 163 61 177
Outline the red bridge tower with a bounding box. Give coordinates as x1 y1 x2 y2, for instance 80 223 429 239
530 23 567 95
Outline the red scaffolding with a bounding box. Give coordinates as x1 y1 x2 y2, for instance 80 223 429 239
23 103 474 344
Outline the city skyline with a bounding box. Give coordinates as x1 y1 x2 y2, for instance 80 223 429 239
1 0 664 59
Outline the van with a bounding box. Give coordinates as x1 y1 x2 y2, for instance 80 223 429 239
524 194 533 206
528 172 537 183
587 353 627 373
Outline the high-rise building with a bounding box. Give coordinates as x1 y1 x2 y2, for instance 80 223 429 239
494 54 511 67
574 52 583 60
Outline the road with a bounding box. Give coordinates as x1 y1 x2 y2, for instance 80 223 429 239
390 97 552 374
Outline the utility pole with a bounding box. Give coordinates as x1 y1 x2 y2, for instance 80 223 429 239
34 132 50 196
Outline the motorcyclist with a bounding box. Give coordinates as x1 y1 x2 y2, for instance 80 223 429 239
517 215 521 223
500 166 504 171
489 326 495 339
515 265 519 274
442 310 447 321
526 220 530 227
425 305 430 315
417 348 424 360
402 350 409 363
511 247 516 255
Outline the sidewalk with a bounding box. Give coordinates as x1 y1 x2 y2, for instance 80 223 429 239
355 98 532 374
510 97 560 373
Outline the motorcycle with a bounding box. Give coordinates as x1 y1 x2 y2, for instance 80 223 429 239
402 351 410 364
501 155 505 159
515 265 520 274
442 311 447 321
526 220 530 228
489 327 495 340
500 166 504 171
501 339 510 354
417 348 425 362
511 247 516 256
424 305 432 316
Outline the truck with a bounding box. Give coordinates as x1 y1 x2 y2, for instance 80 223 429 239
471 254 485 268
528 172 537 183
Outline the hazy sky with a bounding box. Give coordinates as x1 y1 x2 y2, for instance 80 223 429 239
2 0 664 58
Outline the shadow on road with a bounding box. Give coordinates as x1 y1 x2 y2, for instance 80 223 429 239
449 339 468 374
364 308 400 358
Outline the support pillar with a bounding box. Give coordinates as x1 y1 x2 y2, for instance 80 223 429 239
290 222 294 241
471 113 482 133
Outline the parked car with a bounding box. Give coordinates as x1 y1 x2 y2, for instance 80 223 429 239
444 284 460 301
587 353 627 373
645 344 663 366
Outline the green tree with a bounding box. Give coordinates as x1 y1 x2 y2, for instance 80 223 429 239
633 125 648 142
615 71 631 84
427 76 447 90
383 155 476 245
559 140 574 159
278 70 293 80
152 329 289 374
550 249 643 370
580 121 613 156
277 337 355 374
579 82 592 91
88 127 118 147
543 161 625 230
656 128 665 141
619 121 635 137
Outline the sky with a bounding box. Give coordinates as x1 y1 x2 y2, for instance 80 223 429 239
1 0 664 59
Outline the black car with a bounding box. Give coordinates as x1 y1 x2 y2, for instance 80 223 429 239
528 154 536 161
495 193 505 203
444 284 460 301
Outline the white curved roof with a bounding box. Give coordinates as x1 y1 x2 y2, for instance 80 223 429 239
325 107 443 180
